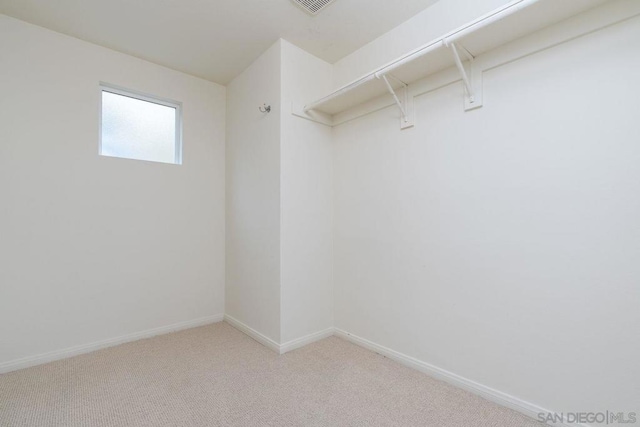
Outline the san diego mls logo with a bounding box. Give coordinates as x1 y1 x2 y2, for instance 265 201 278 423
538 411 637 425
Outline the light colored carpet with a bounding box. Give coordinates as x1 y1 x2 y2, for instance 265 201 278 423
0 322 542 426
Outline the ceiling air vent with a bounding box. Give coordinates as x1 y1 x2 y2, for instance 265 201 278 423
291 0 336 15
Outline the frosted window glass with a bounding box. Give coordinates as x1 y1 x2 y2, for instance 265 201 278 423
101 90 179 164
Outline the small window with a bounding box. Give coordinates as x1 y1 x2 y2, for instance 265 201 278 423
99 84 182 164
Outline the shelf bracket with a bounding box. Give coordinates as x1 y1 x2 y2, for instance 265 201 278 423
446 41 483 111
378 74 414 130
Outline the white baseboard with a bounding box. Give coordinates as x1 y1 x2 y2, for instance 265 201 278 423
0 314 224 374
222 318 573 426
334 328 579 427
223 314 281 353
0 315 582 427
223 315 334 355
279 327 335 354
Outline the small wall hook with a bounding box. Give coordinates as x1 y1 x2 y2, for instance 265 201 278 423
259 104 271 113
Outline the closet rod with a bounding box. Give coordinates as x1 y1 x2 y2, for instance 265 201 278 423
303 0 539 113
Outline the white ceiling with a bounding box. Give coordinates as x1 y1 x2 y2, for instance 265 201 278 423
0 0 441 84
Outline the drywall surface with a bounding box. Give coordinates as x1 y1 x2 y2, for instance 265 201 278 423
333 13 640 417
332 0 509 88
225 41 282 343
279 41 334 344
225 39 334 347
0 15 225 366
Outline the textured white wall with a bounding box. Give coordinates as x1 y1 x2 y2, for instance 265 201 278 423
333 11 640 416
225 41 282 343
280 40 334 344
0 15 226 366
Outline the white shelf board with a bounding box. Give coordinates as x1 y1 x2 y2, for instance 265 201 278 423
305 0 609 116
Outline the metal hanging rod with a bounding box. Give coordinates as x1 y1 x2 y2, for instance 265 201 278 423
303 0 538 113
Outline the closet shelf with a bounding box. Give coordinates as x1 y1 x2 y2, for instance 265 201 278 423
302 0 608 117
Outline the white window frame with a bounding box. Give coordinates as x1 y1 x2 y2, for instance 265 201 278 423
99 82 183 164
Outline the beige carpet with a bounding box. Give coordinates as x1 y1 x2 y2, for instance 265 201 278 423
0 322 541 426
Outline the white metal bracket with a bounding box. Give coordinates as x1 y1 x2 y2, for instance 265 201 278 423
446 41 483 111
378 74 414 129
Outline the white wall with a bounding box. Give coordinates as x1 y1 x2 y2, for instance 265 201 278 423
226 39 334 347
333 8 640 418
3 3 637 420
280 41 334 344
225 41 282 343
332 0 509 88
0 15 226 367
